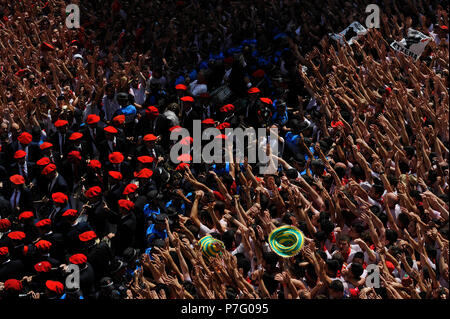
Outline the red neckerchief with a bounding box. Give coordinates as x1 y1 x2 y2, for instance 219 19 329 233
342 247 351 261
328 232 336 243
342 177 349 186
363 262 367 269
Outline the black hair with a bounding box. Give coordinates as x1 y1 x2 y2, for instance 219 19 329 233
385 229 398 246
222 230 235 250
350 262 364 279
329 279 344 292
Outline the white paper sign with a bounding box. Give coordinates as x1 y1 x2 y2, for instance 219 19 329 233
390 28 432 61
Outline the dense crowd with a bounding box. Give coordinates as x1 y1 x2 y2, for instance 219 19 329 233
0 0 448 300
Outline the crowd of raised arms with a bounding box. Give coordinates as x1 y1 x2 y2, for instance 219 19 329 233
0 0 448 300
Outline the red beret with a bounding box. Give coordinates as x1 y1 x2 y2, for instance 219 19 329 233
18 132 32 145
35 219 51 228
177 153 192 162
202 118 215 125
108 171 123 180
175 163 190 171
69 253 87 265
146 106 159 117
7 231 26 241
85 186 102 199
4 279 23 292
440 25 448 30
252 69 265 78
35 240 52 251
45 280 64 294
180 96 194 102
112 115 125 125
54 119 68 128
220 104 235 113
248 87 260 94
69 132 83 141
18 211 34 221
175 84 187 90
0 219 11 231
0 246 9 256
88 159 101 169
86 114 100 124
216 122 231 130
215 134 228 140
260 97 273 105
40 42 55 51
104 126 118 134
123 183 138 195
36 157 51 166
143 134 157 142
169 126 182 133
68 150 82 162
52 192 68 204
331 120 344 128
79 230 97 242
9 174 25 185
118 199 135 211
137 156 155 164
41 163 57 175
40 142 53 150
13 150 27 159
109 152 124 164
134 168 153 179
180 136 193 146
62 209 78 218
386 261 395 273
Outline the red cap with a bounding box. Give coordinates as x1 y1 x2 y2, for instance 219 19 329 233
0 219 11 231
54 119 68 128
248 87 260 94
175 84 187 90
123 183 138 195
18 211 34 221
69 253 87 265
35 261 52 273
112 115 125 125
175 163 190 171
88 159 101 169
137 156 155 164
177 154 192 162
35 240 52 251
180 96 194 102
143 134 157 142
18 132 32 145
14 150 27 159
104 126 118 134
52 192 68 204
86 114 100 124
36 157 51 166
7 231 26 241
45 280 64 294
41 163 57 175
260 97 273 105
202 118 215 125
62 209 78 218
85 186 102 199
386 261 395 273
0 246 9 256
109 152 124 164
4 279 23 292
35 219 51 228
69 132 83 141
134 168 153 178
108 171 123 180
118 199 135 211
146 106 159 117
68 150 82 162
180 136 193 146
9 174 25 185
79 230 97 242
40 142 53 150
